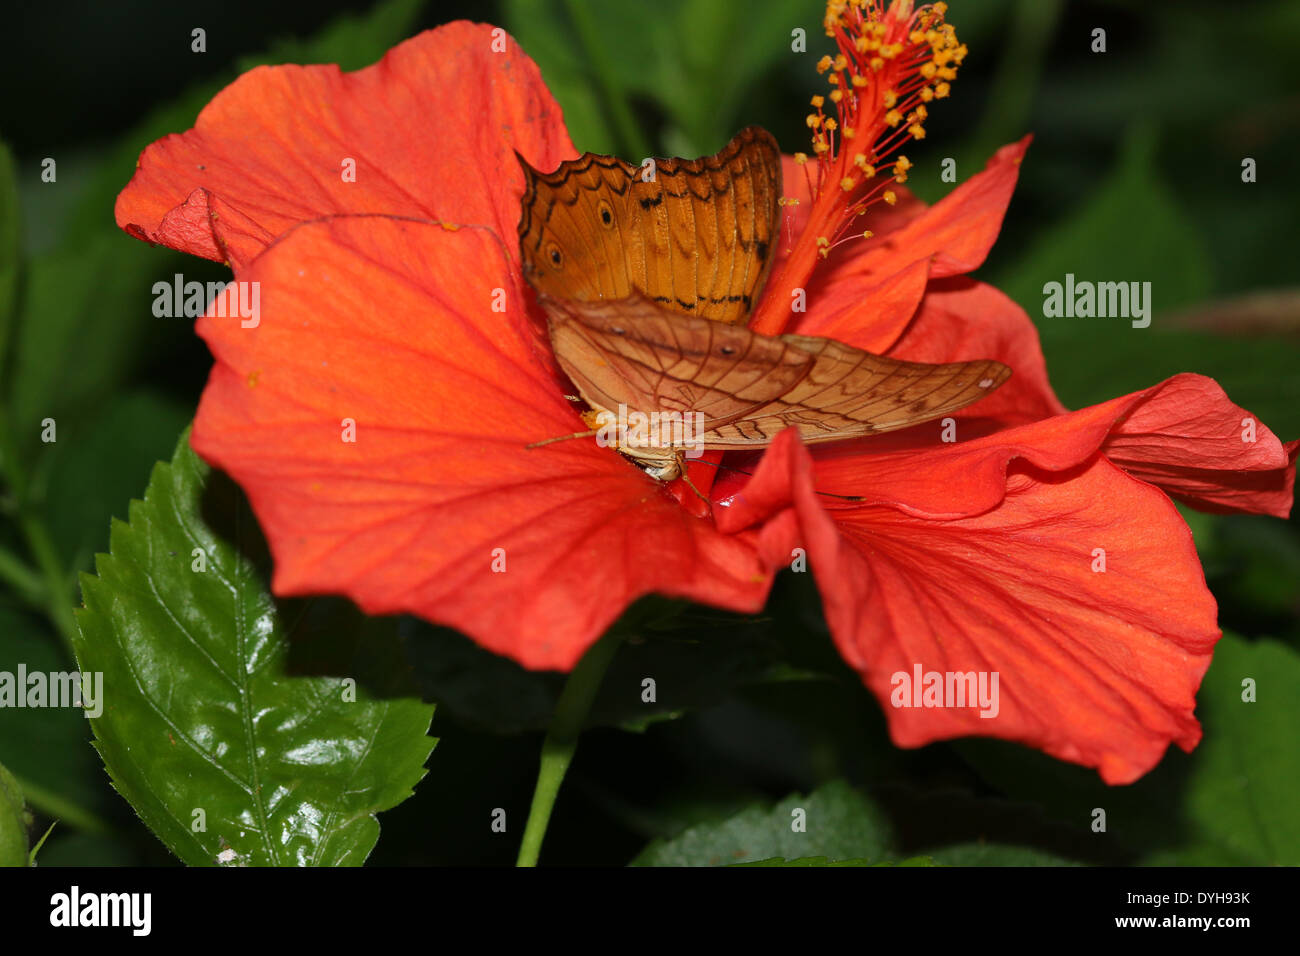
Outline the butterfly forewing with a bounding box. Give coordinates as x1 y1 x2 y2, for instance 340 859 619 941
518 127 782 326
703 333 1012 446
518 153 639 303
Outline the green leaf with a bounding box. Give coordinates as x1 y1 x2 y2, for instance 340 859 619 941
630 780 893 866
501 0 615 154
736 854 936 867
7 0 429 435
1141 633 1300 865
995 123 1212 317
73 430 435 866
924 842 1080 866
403 600 831 735
0 607 115 833
26 831 137 867
0 140 18 373
953 633 1300 866
10 0 426 429
62 0 427 248
41 390 192 568
27 820 56 865
504 0 817 156
989 124 1300 434
4 234 203 456
0 759 29 866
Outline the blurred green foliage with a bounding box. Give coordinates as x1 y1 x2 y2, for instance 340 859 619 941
0 0 1295 866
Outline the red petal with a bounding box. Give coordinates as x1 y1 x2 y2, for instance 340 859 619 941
191 216 770 671
715 374 1292 523
858 135 1033 282
116 22 575 269
783 259 930 354
755 137 1032 337
720 429 1219 785
884 277 1066 423
1101 375 1297 517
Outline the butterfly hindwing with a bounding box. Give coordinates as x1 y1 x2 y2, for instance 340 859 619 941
540 293 810 426
541 293 1012 448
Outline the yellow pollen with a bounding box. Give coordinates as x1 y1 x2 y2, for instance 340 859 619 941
883 190 897 205
816 55 832 74
813 141 830 154
842 126 856 138
894 155 912 171
854 156 875 177
840 176 855 191
862 229 874 239
885 109 902 127
833 54 848 71
830 89 843 103
870 56 884 72
824 118 838 131
909 123 927 139
811 95 825 108
851 75 868 88
935 82 950 98
793 152 808 165
883 90 898 108
807 113 822 128
920 86 935 102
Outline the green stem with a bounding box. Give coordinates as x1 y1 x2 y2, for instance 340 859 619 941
969 0 1062 159
0 542 45 608
18 514 78 659
11 772 111 835
0 407 78 659
516 631 623 866
563 0 652 160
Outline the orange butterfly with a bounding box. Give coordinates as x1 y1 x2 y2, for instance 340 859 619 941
517 128 1010 483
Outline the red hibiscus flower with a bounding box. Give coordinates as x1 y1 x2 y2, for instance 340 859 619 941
115 4 1295 785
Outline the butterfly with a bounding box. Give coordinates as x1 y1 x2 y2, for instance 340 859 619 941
517 127 1011 484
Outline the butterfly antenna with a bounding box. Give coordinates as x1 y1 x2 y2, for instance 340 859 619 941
685 457 864 502
526 429 598 449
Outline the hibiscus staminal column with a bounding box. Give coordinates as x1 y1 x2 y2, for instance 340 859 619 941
750 0 964 335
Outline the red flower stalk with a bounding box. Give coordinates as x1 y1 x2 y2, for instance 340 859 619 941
115 5 1295 784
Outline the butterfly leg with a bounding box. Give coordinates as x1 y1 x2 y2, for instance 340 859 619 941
526 429 598 449
674 453 712 509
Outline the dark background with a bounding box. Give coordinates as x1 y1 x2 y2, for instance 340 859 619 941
0 0 1296 865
